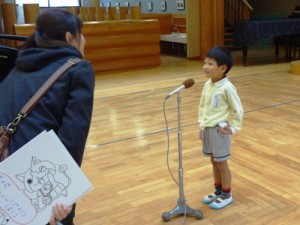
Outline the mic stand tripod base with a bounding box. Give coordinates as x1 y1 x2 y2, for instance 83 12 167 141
161 199 203 222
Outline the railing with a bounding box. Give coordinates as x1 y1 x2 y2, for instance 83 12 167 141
225 0 253 26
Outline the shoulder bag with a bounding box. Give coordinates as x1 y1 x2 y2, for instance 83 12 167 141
0 58 83 162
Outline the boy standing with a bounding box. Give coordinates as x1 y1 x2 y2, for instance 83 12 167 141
198 47 244 209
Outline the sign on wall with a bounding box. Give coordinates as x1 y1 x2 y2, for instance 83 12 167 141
176 0 185 10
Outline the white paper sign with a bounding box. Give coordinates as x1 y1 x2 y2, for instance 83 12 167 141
0 130 93 225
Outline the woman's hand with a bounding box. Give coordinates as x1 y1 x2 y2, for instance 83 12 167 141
49 204 72 225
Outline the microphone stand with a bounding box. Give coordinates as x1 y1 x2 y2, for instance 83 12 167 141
162 92 203 222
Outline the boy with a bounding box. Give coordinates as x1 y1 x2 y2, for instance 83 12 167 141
198 47 244 209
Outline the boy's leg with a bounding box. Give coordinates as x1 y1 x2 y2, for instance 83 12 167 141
210 160 233 209
211 156 222 185
218 160 231 190
206 125 232 209
202 157 222 204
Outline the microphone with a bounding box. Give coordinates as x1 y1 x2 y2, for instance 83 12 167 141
165 78 195 99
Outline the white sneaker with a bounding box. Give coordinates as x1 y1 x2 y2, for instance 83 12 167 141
202 193 220 204
209 195 233 209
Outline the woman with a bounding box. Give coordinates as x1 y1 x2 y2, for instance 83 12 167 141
0 9 94 225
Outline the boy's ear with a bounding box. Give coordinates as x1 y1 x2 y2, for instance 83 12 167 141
220 64 228 73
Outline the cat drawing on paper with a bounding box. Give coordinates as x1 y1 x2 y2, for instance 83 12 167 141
15 157 71 212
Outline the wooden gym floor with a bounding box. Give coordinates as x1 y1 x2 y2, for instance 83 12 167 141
74 43 300 225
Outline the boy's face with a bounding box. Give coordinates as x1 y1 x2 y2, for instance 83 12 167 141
203 57 227 82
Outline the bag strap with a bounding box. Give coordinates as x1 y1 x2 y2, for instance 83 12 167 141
20 58 82 116
6 58 83 133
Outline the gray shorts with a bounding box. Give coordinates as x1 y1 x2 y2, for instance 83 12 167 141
200 126 231 162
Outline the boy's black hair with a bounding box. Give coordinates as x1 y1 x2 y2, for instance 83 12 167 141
206 46 233 75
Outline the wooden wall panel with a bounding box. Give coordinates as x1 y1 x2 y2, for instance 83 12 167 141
1 4 17 35
86 45 160 61
216 0 224 46
106 7 116 20
90 0 99 7
80 7 98 21
14 24 35 37
186 0 200 59
141 14 186 34
199 0 224 57
118 6 128 20
92 55 160 72
141 14 172 34
23 3 39 23
82 20 159 36
85 34 160 50
88 7 97 21
200 0 215 58
14 20 161 73
129 6 141 19
1 3 17 46
96 7 105 20
0 0 3 35
82 20 160 72
66 7 80 16
171 14 186 33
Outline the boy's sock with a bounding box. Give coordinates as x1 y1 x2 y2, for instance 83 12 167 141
202 182 222 204
209 187 233 209
220 187 231 199
214 182 222 195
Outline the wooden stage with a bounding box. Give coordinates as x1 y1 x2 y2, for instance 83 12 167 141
74 43 300 225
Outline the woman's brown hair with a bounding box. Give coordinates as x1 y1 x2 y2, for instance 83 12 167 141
20 8 83 50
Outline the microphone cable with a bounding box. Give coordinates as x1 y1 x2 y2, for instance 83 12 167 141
163 98 179 186
163 98 188 225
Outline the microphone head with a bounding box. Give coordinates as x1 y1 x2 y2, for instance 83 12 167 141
183 78 195 89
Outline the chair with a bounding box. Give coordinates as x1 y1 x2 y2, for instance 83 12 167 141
0 34 28 82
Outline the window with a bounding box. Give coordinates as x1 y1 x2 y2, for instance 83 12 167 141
15 0 80 7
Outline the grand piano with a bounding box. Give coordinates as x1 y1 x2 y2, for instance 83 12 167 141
233 18 300 65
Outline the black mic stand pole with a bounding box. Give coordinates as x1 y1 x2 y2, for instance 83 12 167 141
162 92 203 222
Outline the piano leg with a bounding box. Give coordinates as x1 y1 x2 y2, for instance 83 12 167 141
274 36 280 57
242 47 248 66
